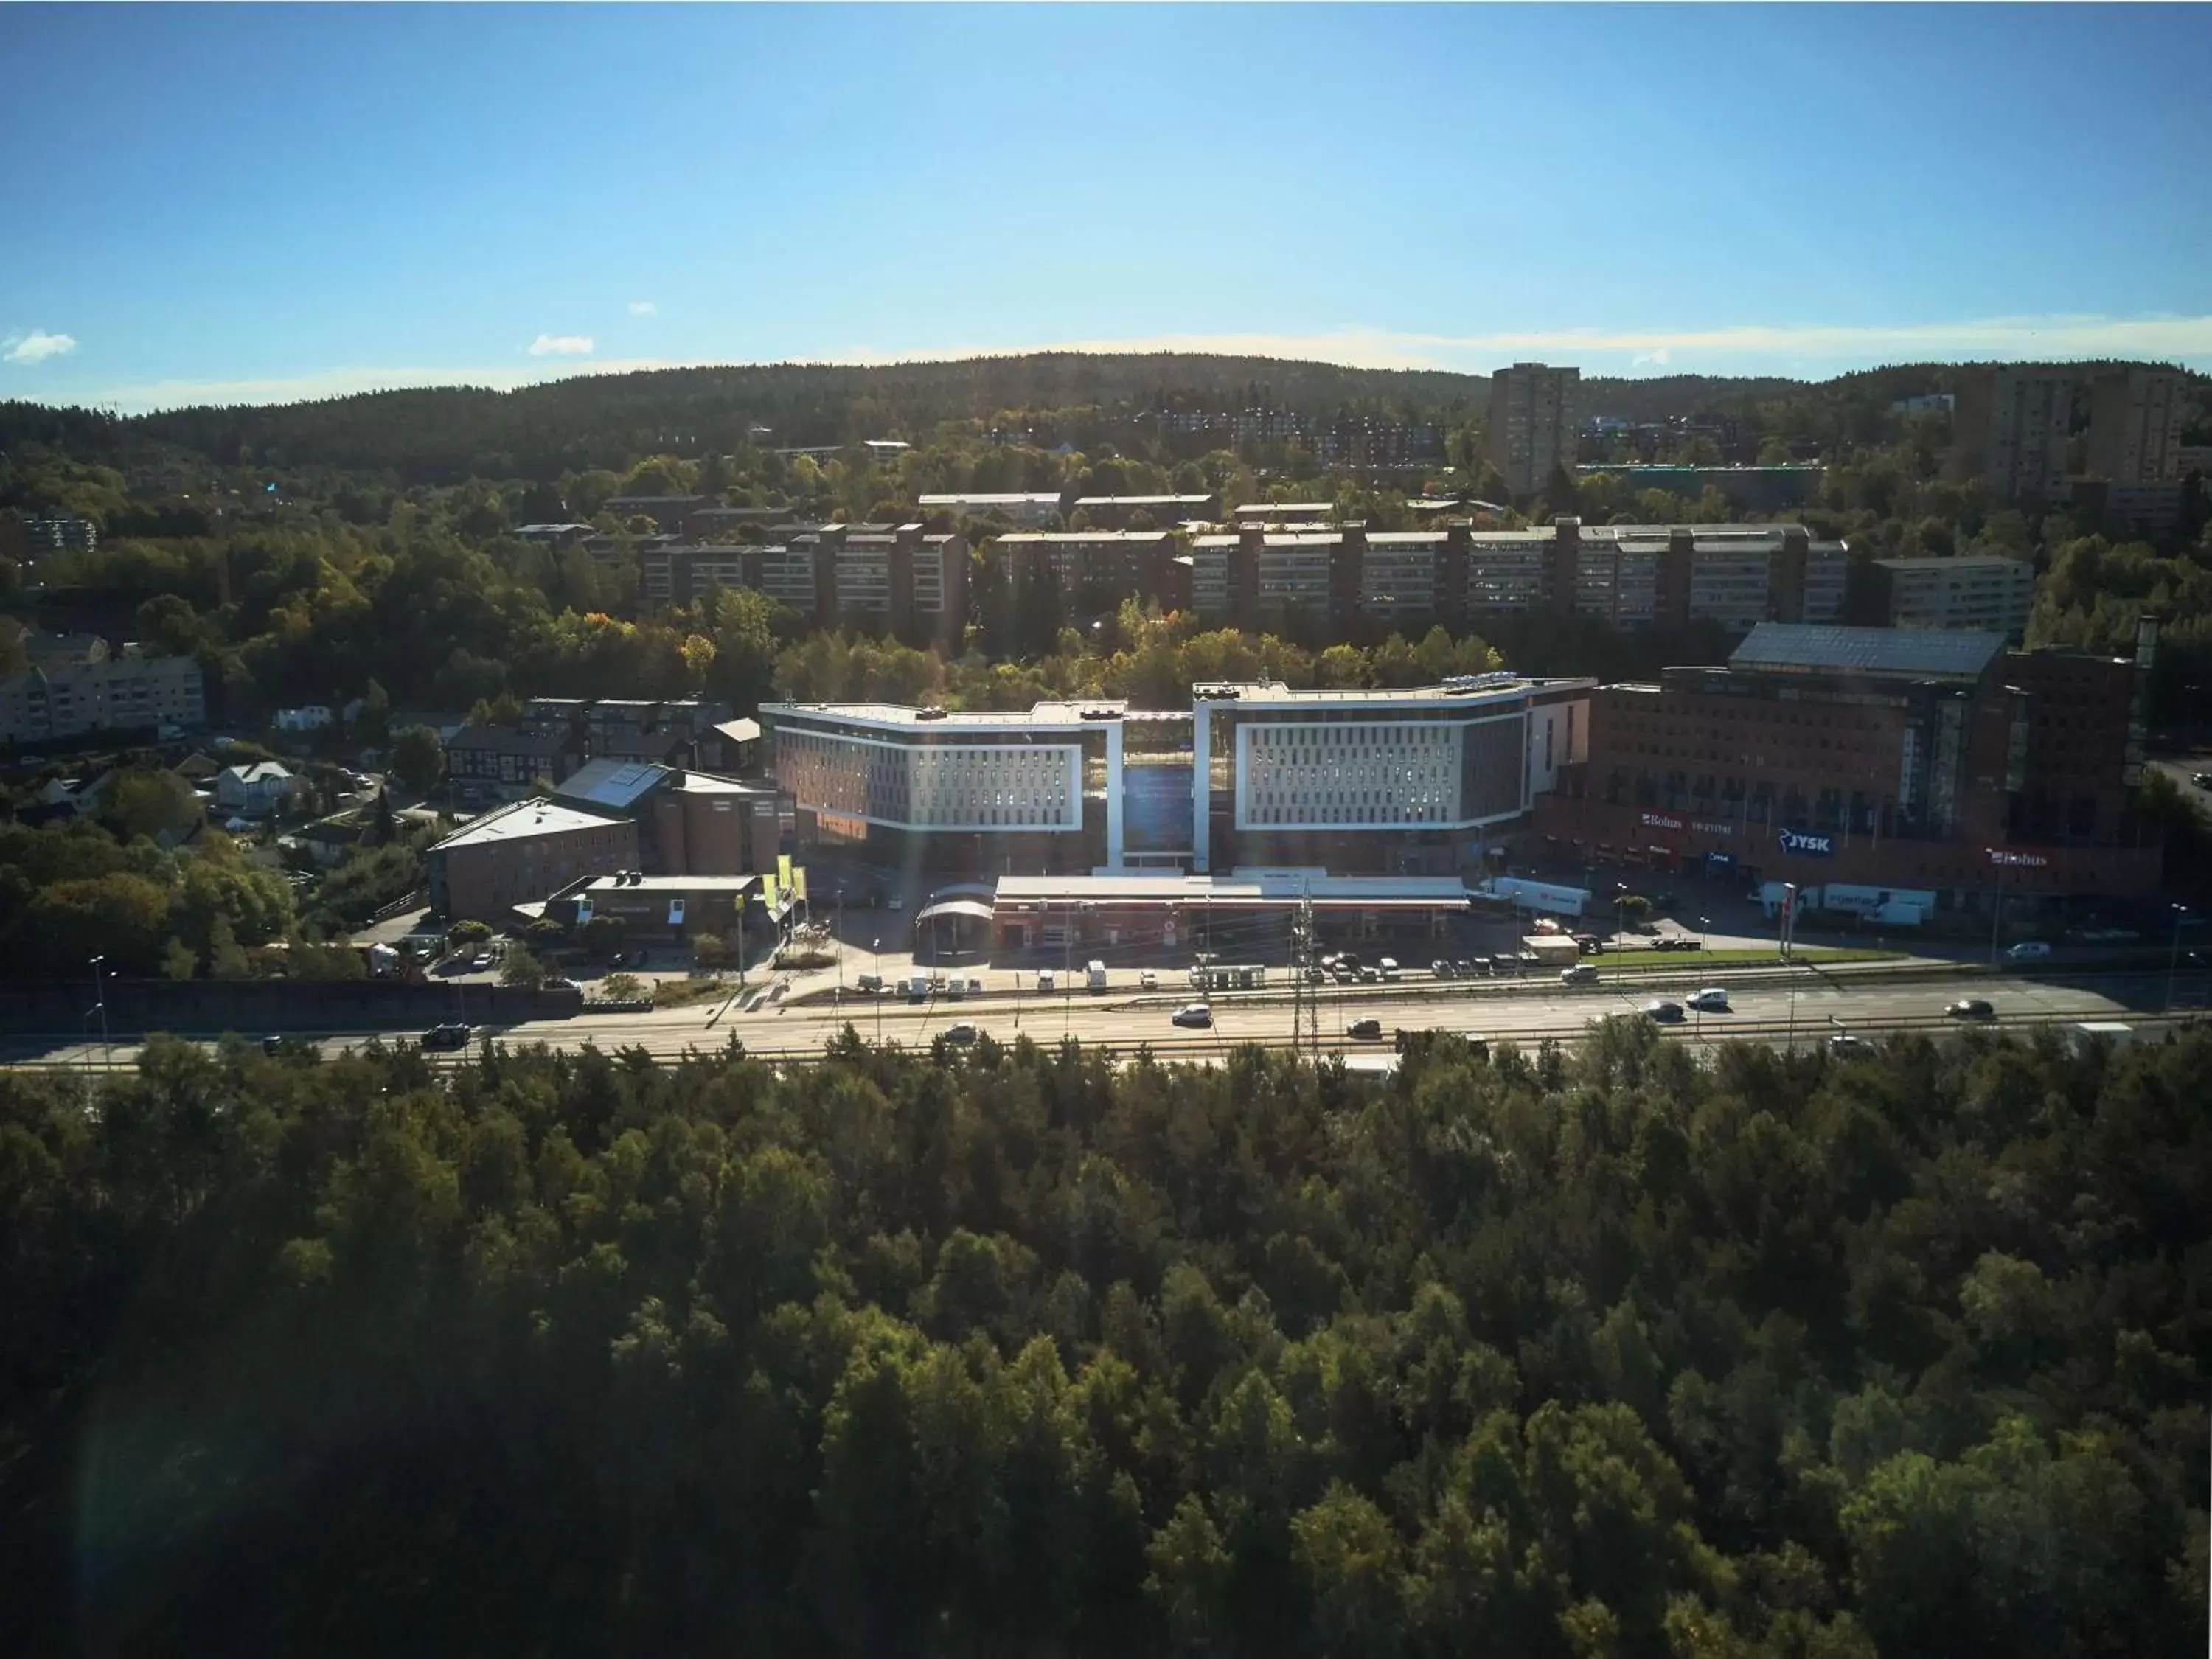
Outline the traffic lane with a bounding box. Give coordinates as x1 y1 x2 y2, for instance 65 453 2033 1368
3 973 2166 1071
716 971 2152 1055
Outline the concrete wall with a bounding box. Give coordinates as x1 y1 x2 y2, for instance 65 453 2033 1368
0 979 585 1037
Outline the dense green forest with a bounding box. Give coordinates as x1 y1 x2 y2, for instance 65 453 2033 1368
0 1023 2203 1655
1 357 1821 485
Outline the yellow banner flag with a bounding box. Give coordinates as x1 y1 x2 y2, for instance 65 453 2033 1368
777 853 793 893
759 872 779 908
793 866 808 904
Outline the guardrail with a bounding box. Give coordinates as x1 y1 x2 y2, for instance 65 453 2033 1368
9 1007 2194 1076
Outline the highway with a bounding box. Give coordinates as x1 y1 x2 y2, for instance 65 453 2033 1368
12 966 2191 1073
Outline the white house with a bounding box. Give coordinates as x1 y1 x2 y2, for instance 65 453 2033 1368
215 761 296 817
273 706 335 732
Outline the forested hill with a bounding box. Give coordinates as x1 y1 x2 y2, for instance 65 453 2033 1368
10 354 1820 484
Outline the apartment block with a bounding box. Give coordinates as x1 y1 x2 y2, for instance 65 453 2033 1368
1952 366 2077 506
0 653 205 745
1874 554 2036 639
2087 367 2182 484
637 526 967 644
1484 362 1581 496
993 531 1179 609
917 493 1064 526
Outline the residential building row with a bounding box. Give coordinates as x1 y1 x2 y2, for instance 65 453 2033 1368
633 524 969 645
0 648 206 747
1161 518 1853 633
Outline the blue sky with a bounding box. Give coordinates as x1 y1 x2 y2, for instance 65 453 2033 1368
4 4 2209 410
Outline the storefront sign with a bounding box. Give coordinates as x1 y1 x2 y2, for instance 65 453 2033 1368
1987 848 2049 868
1704 851 1736 869
1693 821 1733 838
1641 811 1684 830
1777 827 1834 858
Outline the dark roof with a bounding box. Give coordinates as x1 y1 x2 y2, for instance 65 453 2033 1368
1728 623 2006 681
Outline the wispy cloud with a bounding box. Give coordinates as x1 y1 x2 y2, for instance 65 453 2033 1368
627 300 656 316
4 329 78 365
1631 347 1672 369
527 333 594 357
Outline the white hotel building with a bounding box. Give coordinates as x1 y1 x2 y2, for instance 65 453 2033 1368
762 674 1593 877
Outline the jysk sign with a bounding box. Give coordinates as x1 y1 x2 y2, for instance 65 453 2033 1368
1777 827 1834 858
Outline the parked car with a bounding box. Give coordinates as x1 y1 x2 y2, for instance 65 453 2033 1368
1431 959 1454 978
1347 1017 1384 1040
1455 959 1481 978
856 972 885 992
1688 987 1730 1012
1358 966 1382 984
2006 939 2052 961
1574 934 1602 954
942 1022 979 1043
1172 1004 1213 1029
1644 999 1686 1023
1139 970 1158 991
1649 936 1680 953
469 950 494 971
2192 771 2212 789
1037 969 1055 992
261 1034 285 1056
1457 1032 1491 1055
1379 957 1401 981
1947 998 1996 1020
1491 953 1520 975
1560 962 1599 984
421 1022 473 1049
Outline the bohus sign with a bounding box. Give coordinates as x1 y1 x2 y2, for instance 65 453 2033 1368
1776 827 1834 858
1640 811 1685 831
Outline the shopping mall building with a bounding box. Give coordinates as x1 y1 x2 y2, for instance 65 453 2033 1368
760 674 1596 880
1532 621 2163 913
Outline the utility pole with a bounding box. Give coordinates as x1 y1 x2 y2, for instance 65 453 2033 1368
1989 886 2005 967
2169 904 2194 1012
91 955 111 1074
872 937 883 1043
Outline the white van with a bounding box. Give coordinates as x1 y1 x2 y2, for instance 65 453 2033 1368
1086 960 1108 992
1379 957 1402 981
1037 968 1055 992
2006 939 2052 962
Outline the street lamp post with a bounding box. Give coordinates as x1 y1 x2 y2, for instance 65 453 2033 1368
1699 914 1711 953
2169 904 2193 1012
835 886 845 1005
872 937 882 1043
90 955 111 1073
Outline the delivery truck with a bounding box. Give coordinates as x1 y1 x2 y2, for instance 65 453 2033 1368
1480 877 1590 919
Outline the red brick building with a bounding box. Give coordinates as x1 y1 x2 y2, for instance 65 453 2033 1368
1534 622 2163 913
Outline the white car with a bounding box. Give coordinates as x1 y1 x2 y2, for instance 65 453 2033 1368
1687 987 1730 1012
2006 939 2051 961
1139 970 1158 991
